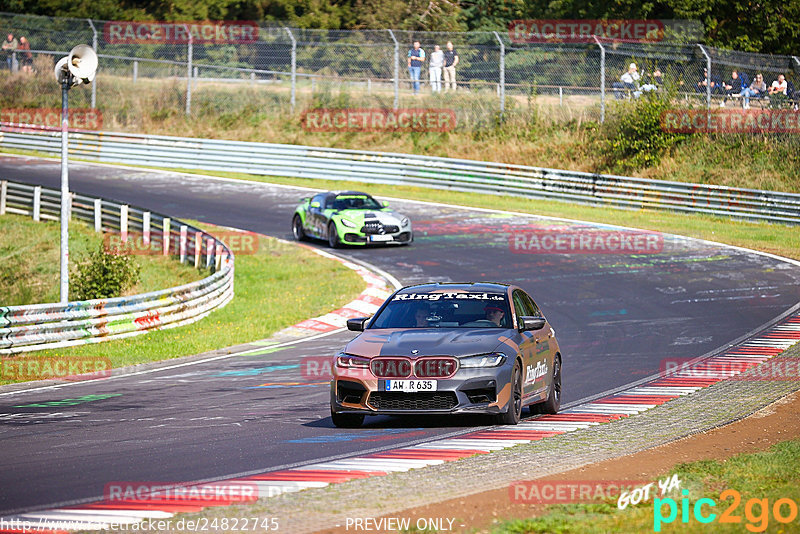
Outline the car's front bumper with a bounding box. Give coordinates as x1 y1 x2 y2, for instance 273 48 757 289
341 230 413 245
330 366 512 416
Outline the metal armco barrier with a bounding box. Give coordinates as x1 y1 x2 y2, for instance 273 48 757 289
0 179 235 354
2 126 800 225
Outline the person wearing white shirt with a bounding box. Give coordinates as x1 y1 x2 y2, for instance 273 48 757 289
429 45 444 93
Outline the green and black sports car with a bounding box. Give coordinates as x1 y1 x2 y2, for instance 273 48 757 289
292 191 413 248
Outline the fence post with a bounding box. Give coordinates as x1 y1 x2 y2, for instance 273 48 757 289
11 51 17 73
593 36 606 124
87 19 98 109
388 30 399 110
94 198 102 231
284 27 297 112
163 217 171 256
697 44 711 110
0 180 6 215
493 31 505 115
180 225 188 263
185 26 193 115
120 204 128 243
133 60 138 83
33 186 41 222
194 231 202 268
143 211 151 245
206 237 214 268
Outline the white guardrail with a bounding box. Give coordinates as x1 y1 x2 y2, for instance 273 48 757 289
0 179 234 354
2 126 800 225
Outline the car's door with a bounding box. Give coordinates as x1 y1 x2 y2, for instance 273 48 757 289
521 291 554 397
307 193 327 238
512 290 544 400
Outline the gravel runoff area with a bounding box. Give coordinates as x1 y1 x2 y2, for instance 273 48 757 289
202 343 800 534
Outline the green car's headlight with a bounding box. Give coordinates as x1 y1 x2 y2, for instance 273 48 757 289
459 353 507 368
340 218 358 228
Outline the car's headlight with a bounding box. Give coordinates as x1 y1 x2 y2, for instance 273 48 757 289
336 353 370 368
339 218 357 228
401 217 410 227
459 353 507 368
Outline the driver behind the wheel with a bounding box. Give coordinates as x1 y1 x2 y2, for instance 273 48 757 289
485 305 505 327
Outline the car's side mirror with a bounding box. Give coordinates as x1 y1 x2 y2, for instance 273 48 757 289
382 201 389 207
310 201 321 208
347 317 369 332
519 316 546 331
301 197 310 203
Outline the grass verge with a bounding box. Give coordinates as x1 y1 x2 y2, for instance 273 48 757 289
0 213 202 305
492 439 800 533
0 225 365 385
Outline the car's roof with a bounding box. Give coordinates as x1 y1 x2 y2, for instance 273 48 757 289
396 282 512 294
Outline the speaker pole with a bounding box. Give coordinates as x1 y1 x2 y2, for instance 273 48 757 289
60 74 71 303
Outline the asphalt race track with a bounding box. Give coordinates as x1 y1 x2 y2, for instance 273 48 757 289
1 154 800 514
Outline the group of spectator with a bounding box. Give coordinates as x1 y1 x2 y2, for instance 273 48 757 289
703 70 794 109
407 41 459 94
613 61 798 109
1 32 33 73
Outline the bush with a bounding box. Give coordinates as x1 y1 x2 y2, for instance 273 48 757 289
71 244 141 301
602 93 691 172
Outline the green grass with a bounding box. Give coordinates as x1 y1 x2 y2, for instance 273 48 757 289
491 440 800 533
0 230 364 385
0 213 202 306
3 71 799 193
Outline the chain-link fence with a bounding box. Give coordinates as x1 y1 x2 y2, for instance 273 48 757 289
1 11 799 130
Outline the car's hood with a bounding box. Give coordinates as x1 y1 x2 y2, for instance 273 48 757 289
345 328 509 358
334 209 405 226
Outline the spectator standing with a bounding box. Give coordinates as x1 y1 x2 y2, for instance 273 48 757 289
407 41 425 95
2 33 18 72
721 70 744 106
429 45 444 93
442 41 459 92
17 36 32 73
739 73 766 109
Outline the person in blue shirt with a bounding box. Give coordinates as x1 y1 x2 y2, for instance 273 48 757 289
407 41 425 94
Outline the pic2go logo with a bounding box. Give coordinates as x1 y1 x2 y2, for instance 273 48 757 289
654 489 799 532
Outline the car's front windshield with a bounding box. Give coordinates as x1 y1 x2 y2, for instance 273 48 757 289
330 195 383 211
369 291 512 329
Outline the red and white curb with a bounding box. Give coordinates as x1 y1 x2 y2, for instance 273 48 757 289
3 315 798 532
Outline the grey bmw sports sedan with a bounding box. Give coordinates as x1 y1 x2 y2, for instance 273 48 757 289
330 282 562 427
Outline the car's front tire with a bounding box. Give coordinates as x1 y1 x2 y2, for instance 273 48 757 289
331 410 364 428
292 214 306 241
328 222 340 248
496 361 522 425
532 354 561 415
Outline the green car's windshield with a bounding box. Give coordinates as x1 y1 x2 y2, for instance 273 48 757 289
329 195 383 211
369 292 512 329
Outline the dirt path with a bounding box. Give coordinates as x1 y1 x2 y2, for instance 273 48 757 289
320 390 800 533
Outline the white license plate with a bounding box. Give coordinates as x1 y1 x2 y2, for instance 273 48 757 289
370 234 393 242
385 380 437 392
